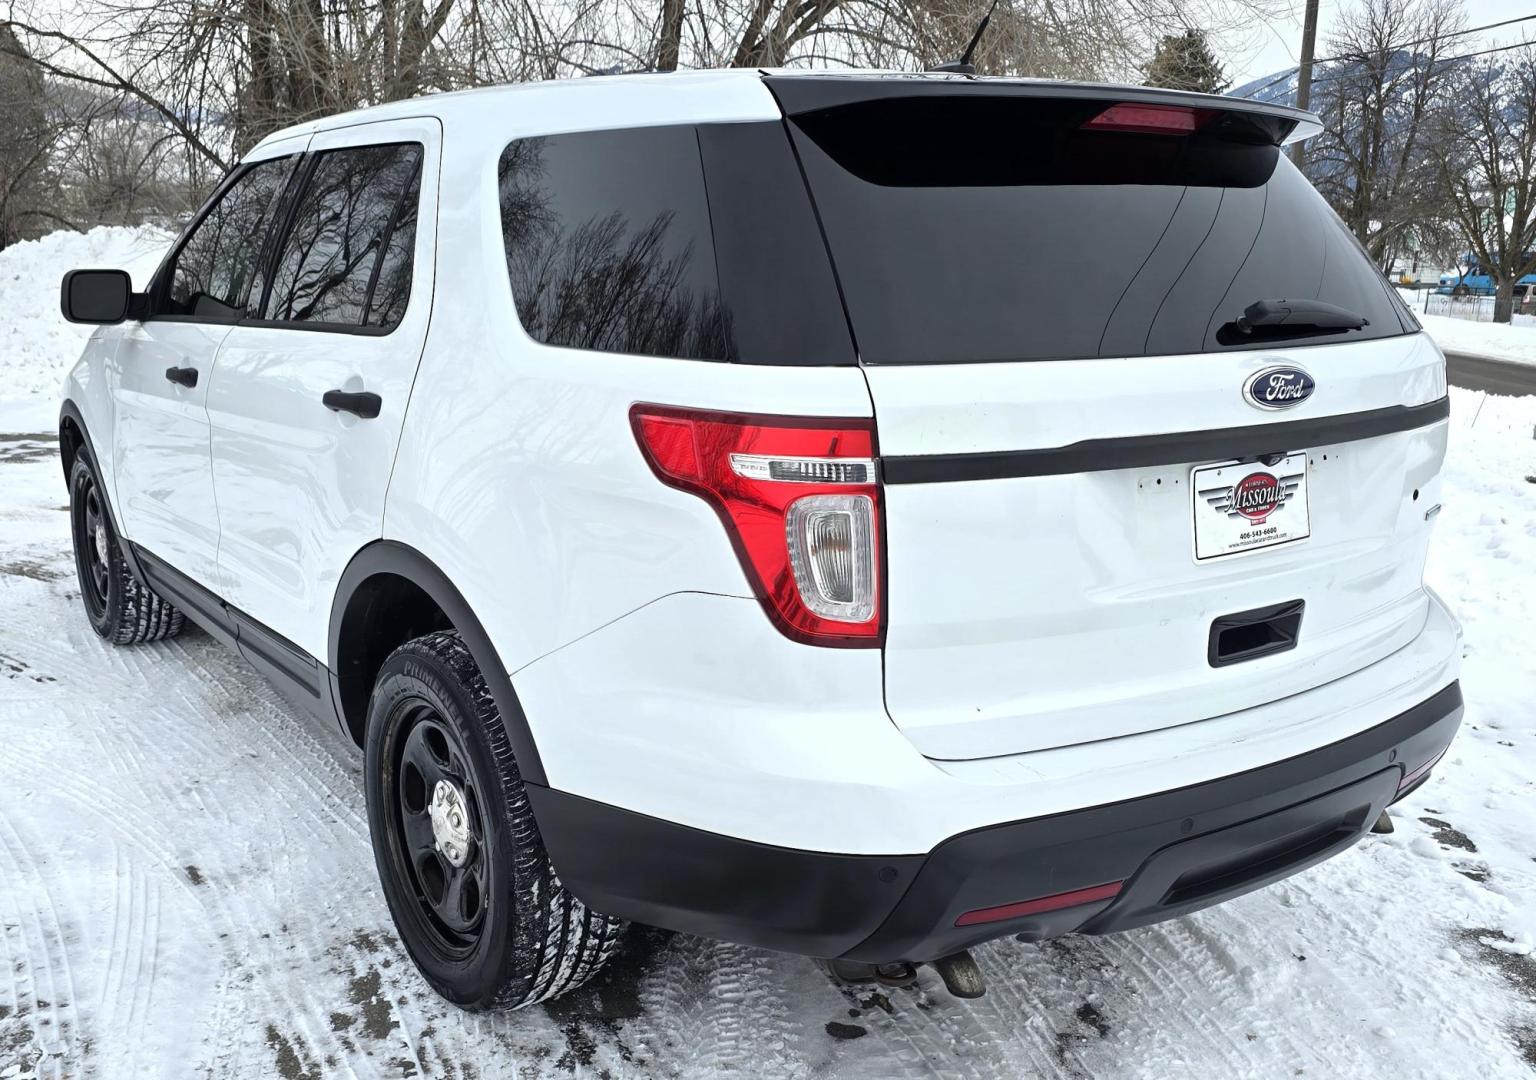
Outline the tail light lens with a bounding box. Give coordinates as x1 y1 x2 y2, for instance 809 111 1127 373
630 405 882 647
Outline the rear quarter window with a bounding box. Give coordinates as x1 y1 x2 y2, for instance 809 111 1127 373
497 126 729 361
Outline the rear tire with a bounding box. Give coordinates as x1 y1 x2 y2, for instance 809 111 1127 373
364 629 626 1010
68 453 185 645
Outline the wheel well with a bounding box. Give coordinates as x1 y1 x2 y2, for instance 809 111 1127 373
59 414 84 482
334 572 454 745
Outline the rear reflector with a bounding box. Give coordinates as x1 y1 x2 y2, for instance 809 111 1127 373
954 881 1124 927
1082 103 1212 135
631 404 882 647
1398 749 1446 793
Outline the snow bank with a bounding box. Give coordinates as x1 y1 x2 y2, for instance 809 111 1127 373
1403 306 1536 368
0 226 172 401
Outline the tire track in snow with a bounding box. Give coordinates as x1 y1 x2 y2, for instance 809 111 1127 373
0 810 80 1079
0 596 374 1080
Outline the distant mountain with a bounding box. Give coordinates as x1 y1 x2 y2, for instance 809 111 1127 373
1229 67 1298 105
1228 49 1463 110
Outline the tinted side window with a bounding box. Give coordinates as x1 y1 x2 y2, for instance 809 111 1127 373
365 162 421 330
498 127 728 361
265 143 422 328
165 156 294 320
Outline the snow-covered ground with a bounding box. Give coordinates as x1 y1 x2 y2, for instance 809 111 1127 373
1419 314 1536 368
1 230 1534 1079
1396 289 1536 368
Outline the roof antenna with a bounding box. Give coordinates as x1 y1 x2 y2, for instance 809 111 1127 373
928 0 1000 75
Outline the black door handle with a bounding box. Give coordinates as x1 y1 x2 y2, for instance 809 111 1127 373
322 390 382 419
164 366 198 388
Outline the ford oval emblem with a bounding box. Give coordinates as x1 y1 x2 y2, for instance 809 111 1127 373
1243 367 1315 411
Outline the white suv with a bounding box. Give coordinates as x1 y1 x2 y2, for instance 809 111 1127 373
58 70 1463 1010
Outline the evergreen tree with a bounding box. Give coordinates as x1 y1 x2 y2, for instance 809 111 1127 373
1145 30 1230 95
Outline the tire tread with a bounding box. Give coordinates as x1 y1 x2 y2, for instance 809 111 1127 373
385 630 625 1010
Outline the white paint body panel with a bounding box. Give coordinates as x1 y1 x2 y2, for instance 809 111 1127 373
109 320 231 587
511 586 1460 854
65 71 1463 858
206 117 440 658
381 80 871 673
865 333 1451 759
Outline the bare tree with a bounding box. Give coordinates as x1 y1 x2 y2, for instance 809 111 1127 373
2 0 1284 237
1430 48 1536 323
0 23 67 246
1303 0 1463 267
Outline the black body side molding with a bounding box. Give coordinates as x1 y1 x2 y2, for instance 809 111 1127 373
132 545 336 728
882 397 1450 484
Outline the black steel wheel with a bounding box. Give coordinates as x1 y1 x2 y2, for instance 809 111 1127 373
68 452 185 644
386 700 492 956
73 464 111 621
365 630 626 1010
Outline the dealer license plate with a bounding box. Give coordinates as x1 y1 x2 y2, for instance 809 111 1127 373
1191 453 1310 561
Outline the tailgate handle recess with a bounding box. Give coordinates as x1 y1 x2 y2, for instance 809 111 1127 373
1208 599 1304 667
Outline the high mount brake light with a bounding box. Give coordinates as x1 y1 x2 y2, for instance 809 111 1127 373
631 405 882 647
1083 102 1214 135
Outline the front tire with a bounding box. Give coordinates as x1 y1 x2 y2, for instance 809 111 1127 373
364 630 626 1010
68 454 185 645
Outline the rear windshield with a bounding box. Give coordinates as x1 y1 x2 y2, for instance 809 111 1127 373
785 95 1413 364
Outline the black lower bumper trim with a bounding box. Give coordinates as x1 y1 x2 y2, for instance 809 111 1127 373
531 681 1463 963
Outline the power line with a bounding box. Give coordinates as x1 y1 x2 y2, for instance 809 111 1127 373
1306 37 1536 93
1239 12 1536 100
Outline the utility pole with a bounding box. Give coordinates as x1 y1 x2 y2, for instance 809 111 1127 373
1292 0 1320 169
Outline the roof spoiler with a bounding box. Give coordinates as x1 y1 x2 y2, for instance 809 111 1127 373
763 75 1322 147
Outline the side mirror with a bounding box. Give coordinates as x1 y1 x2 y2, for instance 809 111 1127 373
61 269 136 324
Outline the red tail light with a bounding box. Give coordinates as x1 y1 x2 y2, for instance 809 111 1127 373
1083 103 1213 135
631 404 882 647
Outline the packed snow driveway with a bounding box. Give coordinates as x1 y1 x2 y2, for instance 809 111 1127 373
1 389 1534 1078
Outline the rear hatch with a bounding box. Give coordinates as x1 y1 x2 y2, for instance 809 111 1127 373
769 77 1449 760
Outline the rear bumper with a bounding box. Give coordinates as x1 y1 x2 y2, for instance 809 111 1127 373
529 680 1462 963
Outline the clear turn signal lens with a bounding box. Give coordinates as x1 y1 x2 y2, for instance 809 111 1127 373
785 494 876 621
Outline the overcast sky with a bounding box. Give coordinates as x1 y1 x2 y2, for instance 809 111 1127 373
1219 0 1535 89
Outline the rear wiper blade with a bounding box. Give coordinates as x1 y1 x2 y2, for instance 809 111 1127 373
1235 298 1369 335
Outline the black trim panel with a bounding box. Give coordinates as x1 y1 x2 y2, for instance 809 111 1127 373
532 681 1461 963
882 397 1450 484
764 75 1320 139
527 786 923 958
132 545 237 650
133 544 336 726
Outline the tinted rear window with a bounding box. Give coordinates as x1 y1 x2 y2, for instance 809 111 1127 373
786 95 1412 364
